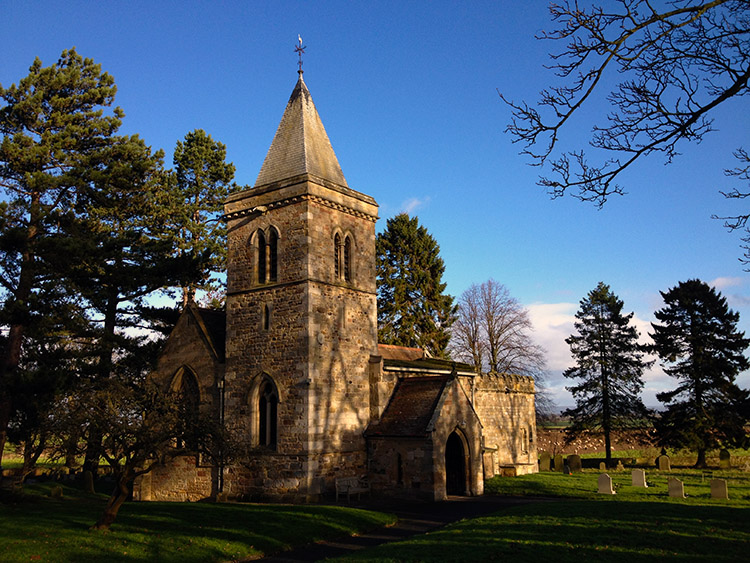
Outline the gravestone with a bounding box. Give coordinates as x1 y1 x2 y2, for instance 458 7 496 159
719 449 731 469
597 473 616 495
83 470 95 494
50 486 63 499
616 460 625 471
568 454 582 473
563 464 571 475
668 477 685 498
539 451 551 472
632 468 648 488
554 454 564 473
599 461 606 471
657 454 671 471
216 491 229 503
710 479 729 499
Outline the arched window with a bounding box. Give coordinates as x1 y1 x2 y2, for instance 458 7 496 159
343 235 352 282
254 227 279 285
268 228 278 282
334 233 341 279
171 367 200 450
257 230 266 284
258 379 278 448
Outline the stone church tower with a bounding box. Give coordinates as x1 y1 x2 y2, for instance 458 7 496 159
222 70 379 499
134 69 538 504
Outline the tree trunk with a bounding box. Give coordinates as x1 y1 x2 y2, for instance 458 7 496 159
695 449 708 469
604 429 612 464
92 472 132 530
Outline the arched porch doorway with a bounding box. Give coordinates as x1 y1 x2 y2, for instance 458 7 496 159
445 430 469 495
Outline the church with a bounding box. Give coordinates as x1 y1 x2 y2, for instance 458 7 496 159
133 69 537 503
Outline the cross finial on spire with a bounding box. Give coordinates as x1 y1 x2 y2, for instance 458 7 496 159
295 35 306 74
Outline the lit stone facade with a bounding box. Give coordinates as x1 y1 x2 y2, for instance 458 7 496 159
133 72 537 503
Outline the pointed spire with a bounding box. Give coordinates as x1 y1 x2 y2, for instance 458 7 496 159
254 72 348 189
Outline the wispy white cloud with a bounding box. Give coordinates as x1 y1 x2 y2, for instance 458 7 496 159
526 301 672 408
399 196 430 214
710 276 743 290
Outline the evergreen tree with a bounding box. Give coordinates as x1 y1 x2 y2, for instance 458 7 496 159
376 213 456 358
65 134 188 474
650 279 750 468
170 129 237 308
563 282 651 463
0 48 123 459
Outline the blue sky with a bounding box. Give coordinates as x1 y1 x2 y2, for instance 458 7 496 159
4 0 750 406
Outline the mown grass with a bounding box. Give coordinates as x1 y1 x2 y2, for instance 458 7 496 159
335 500 749 562
0 482 395 562
336 471 750 562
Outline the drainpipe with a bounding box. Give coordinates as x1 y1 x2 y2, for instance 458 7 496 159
218 377 225 493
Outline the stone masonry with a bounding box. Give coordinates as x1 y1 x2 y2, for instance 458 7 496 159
135 71 537 502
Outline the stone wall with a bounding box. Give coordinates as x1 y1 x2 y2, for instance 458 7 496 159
222 178 378 499
133 455 215 502
470 373 538 476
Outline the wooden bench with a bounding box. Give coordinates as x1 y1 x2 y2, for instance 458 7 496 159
335 476 370 502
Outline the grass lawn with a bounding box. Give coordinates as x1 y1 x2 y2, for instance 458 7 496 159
0 482 395 562
336 471 750 562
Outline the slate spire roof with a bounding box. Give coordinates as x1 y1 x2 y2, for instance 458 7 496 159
254 71 348 189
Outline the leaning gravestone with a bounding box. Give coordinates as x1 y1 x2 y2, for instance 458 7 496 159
719 449 731 469
598 473 616 495
710 479 729 499
568 454 582 473
554 454 564 473
657 454 671 471
539 451 551 472
668 477 685 498
632 468 648 488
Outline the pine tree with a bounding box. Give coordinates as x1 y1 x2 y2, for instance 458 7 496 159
376 213 456 358
650 279 750 468
0 48 123 459
563 282 651 463
170 129 237 308
65 134 189 474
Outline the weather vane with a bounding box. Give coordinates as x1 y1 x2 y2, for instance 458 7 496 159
295 35 306 73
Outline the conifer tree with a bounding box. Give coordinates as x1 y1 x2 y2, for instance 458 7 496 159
170 129 237 308
0 48 123 459
650 279 750 468
376 213 456 358
65 134 189 473
563 282 651 463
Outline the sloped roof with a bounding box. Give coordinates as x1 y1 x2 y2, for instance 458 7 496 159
378 344 425 362
188 305 226 362
365 376 450 438
254 72 348 189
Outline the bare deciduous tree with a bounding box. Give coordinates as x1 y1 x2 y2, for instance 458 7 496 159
451 280 554 417
501 0 750 209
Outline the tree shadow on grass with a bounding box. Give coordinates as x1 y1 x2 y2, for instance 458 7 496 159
337 500 750 562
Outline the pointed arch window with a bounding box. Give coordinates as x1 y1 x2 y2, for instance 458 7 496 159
334 232 353 282
334 233 341 279
257 230 267 284
268 228 278 282
343 235 352 282
171 367 200 450
258 379 278 448
254 227 280 285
